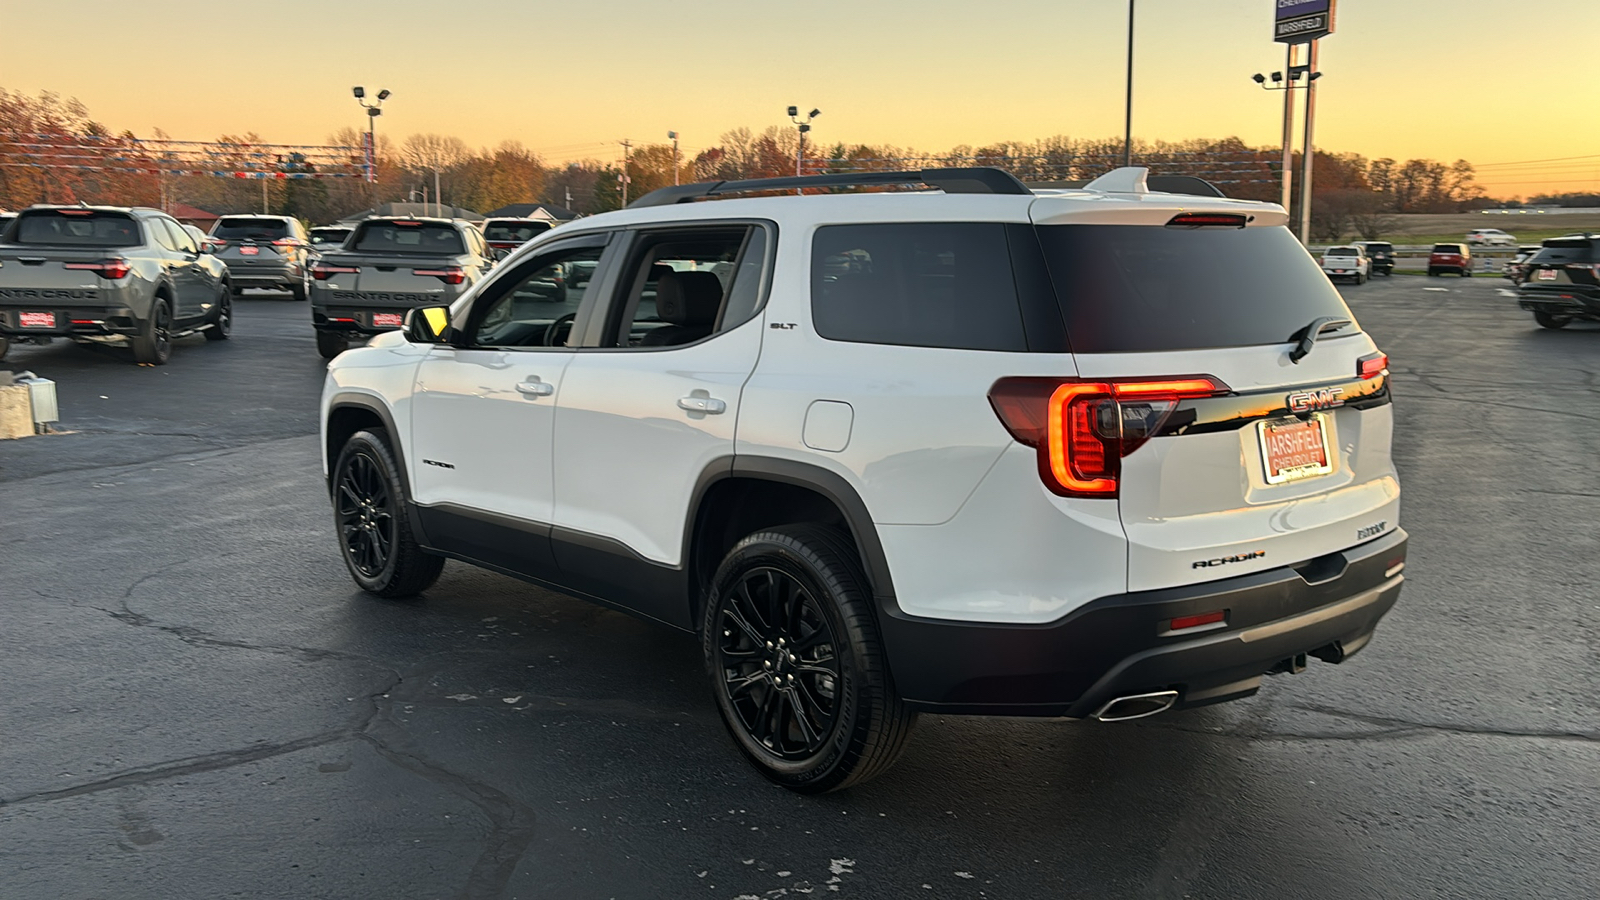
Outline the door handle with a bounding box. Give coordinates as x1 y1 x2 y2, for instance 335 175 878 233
677 395 726 414
515 379 554 397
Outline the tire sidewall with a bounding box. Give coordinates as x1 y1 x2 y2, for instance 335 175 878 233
703 535 863 789
332 430 405 593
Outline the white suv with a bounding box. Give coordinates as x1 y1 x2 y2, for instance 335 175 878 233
320 167 1408 792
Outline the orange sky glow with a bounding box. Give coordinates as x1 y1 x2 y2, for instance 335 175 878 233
2 0 1596 198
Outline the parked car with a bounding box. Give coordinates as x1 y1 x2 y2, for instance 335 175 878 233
481 218 553 257
1516 233 1600 329
319 166 1406 792
1320 245 1370 283
1465 228 1516 247
1428 243 1473 276
1351 241 1395 276
309 216 494 359
208 215 313 300
0 212 15 235
0 205 231 364
308 225 353 253
1503 244 1544 284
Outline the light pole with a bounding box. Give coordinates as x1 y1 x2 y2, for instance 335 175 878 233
788 106 819 182
1253 58 1312 220
1123 0 1135 168
667 131 680 186
353 86 390 203
618 139 632 207
1298 40 1321 244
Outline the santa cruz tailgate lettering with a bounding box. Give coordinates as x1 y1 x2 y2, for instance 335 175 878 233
0 288 99 300
328 291 437 303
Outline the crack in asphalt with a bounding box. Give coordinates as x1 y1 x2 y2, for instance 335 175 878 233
5 568 542 900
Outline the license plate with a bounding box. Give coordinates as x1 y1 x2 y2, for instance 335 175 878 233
1332 269 1348 274
1537 269 1557 281
18 311 56 328
371 312 404 328
239 245 260 256
1259 415 1334 484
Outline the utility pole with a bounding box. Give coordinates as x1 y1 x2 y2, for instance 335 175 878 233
1299 39 1320 244
434 168 442 217
353 87 391 208
618 139 632 207
1123 0 1135 167
668 131 680 186
262 177 269 214
1281 42 1297 214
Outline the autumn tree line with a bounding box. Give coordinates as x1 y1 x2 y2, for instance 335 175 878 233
2 88 1500 239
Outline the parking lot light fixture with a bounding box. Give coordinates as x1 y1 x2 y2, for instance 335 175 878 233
353 87 391 186
788 107 820 192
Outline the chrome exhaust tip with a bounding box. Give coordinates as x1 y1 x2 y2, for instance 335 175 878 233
1091 690 1179 722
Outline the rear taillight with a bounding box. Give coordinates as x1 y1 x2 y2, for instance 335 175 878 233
271 237 298 247
312 263 359 280
1166 213 1248 228
414 266 465 284
989 376 1228 498
64 258 131 279
1357 351 1388 380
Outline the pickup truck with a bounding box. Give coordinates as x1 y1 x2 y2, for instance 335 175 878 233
1319 245 1369 284
0 205 231 364
309 217 493 359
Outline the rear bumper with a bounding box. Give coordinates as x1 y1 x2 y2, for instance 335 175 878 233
880 528 1408 717
1518 287 1600 318
0 305 140 336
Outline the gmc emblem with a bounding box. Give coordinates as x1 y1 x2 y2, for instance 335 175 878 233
1286 387 1344 412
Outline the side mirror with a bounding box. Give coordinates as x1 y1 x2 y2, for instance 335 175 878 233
404 305 451 344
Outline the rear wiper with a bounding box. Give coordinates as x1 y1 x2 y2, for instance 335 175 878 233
1288 316 1352 363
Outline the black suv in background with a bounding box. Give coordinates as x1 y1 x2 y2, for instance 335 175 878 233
1353 241 1395 276
208 215 313 300
1517 234 1600 329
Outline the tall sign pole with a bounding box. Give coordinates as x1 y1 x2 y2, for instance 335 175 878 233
1123 0 1135 168
1273 0 1335 243
1280 42 1297 214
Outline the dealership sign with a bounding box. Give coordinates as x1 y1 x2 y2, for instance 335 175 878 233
1275 0 1336 43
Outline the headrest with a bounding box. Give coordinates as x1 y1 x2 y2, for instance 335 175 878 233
655 270 723 326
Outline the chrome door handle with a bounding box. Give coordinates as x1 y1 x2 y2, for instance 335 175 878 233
677 395 726 414
515 379 554 397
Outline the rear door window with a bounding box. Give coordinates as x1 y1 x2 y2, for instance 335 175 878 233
811 223 1026 352
1034 224 1355 353
12 210 143 247
212 218 291 241
351 221 466 254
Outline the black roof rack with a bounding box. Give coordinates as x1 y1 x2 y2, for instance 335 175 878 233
627 167 1031 209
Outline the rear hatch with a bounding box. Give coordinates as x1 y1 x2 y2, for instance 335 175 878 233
211 217 293 263
1030 216 1398 592
1431 243 1467 265
0 209 142 323
1521 238 1599 294
1321 247 1362 272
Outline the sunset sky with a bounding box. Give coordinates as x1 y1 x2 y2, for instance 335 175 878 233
2 0 1597 197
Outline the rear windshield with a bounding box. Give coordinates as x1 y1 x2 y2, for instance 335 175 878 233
1432 244 1463 253
309 228 350 245
1035 224 1355 353
1531 239 1598 263
1326 247 1359 255
1364 243 1393 252
12 210 142 247
213 218 291 241
352 221 466 254
484 221 551 243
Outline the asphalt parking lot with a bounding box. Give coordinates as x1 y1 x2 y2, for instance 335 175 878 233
2 279 1597 900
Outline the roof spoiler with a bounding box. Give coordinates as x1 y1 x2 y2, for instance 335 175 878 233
1081 167 1227 198
627 167 1031 209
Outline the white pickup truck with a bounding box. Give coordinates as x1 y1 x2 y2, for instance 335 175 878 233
1320 245 1370 284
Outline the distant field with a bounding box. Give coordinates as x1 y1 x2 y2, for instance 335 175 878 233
1371 212 1600 245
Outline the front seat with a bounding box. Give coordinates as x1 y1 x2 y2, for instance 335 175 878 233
641 270 723 346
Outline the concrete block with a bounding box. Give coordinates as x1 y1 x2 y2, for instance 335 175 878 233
0 384 34 439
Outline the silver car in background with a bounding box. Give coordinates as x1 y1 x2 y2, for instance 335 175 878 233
208 214 313 300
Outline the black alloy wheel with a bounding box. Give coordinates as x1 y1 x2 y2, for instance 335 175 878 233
716 566 844 761
1534 311 1572 330
705 525 916 793
336 447 394 579
331 429 444 597
132 299 172 364
205 288 232 341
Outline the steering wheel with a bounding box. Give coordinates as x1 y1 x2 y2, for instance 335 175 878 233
544 312 577 347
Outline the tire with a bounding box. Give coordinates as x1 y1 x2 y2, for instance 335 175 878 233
231 285 244 297
1463 269 1473 277
1534 311 1571 330
0 335 9 361
1427 268 1438 277
205 285 232 341
331 428 444 598
1357 272 1367 285
703 524 916 793
291 270 309 302
131 297 173 365
316 330 349 360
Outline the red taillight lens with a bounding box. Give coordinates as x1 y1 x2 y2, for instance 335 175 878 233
271 237 297 247
414 267 465 284
990 376 1227 498
65 259 130 279
1357 351 1388 380
1166 213 1248 228
311 263 359 280
1170 610 1227 631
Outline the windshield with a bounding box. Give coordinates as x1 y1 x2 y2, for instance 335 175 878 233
213 218 291 241
309 228 351 246
352 221 466 255
12 210 142 247
484 221 551 243
1034 224 1356 353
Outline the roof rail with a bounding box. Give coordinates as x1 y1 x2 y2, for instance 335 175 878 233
627 167 1031 209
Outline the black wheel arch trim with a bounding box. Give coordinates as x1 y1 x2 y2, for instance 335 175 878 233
325 394 429 544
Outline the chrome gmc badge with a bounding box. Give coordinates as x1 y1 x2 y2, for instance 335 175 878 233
1286 387 1345 413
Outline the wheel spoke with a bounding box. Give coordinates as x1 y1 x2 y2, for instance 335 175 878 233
784 686 820 745
725 670 765 698
795 662 836 678
723 609 765 647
